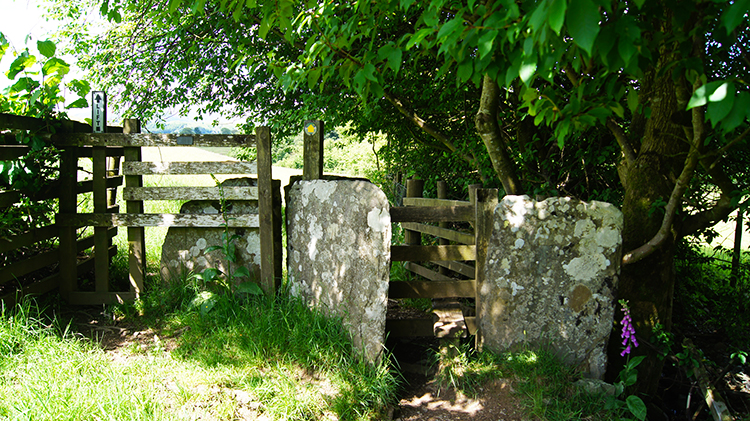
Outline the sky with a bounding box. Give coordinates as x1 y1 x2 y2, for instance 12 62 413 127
0 0 92 120
0 0 238 128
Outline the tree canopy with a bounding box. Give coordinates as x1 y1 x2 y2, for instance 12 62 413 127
54 0 750 393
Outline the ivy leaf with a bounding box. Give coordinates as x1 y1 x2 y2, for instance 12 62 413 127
37 40 56 58
567 0 600 56
548 0 566 35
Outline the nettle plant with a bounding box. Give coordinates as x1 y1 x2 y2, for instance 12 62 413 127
0 33 89 239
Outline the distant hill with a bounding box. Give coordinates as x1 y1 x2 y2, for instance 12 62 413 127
146 120 240 134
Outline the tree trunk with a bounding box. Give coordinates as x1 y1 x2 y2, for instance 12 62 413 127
606 58 691 398
475 75 523 195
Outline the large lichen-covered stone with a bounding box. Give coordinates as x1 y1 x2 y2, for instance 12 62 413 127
286 179 391 364
160 178 261 286
479 195 623 379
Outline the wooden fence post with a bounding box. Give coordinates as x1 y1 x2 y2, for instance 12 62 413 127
474 188 498 350
93 146 110 293
124 119 145 295
257 125 279 295
303 120 324 180
404 178 425 247
58 147 78 297
437 180 450 276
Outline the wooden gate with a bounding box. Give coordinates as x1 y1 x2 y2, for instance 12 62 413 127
386 179 498 342
53 119 281 305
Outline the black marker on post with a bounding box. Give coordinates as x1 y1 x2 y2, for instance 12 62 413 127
92 91 107 134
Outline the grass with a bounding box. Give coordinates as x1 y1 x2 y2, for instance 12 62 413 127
0 285 400 420
432 342 621 420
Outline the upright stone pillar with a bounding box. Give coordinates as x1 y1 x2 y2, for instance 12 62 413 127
479 195 623 379
286 179 391 363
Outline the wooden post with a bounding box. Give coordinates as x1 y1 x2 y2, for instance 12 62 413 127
302 120 323 180
58 147 78 297
124 119 145 295
437 180 450 275
257 126 279 295
474 188 498 350
93 145 109 292
404 178 425 247
468 183 482 229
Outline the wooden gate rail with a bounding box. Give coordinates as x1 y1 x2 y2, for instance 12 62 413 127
53 124 281 304
387 180 498 341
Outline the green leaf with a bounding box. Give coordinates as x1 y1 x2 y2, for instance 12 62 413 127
437 17 463 41
457 60 473 83
237 281 264 295
7 54 36 80
519 55 537 85
618 38 637 67
65 98 89 109
567 0 600 56
378 43 402 74
168 0 183 13
42 58 69 77
722 0 750 34
0 32 8 62
720 91 750 133
548 0 566 35
626 355 646 370
205 245 223 253
406 28 432 50
707 83 735 127
627 87 639 114
686 80 724 110
477 30 497 60
363 63 378 82
626 395 647 421
37 40 56 58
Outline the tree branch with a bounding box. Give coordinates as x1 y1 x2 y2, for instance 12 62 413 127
622 88 706 265
384 90 478 168
607 117 637 166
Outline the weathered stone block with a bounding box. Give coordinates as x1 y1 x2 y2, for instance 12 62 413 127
286 179 391 364
160 178 261 286
479 195 623 379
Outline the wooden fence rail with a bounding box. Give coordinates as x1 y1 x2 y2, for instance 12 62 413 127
1 112 282 306
0 113 124 306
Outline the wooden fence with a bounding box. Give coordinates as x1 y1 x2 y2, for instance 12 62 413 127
386 179 498 341
0 113 124 306
1 113 281 306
